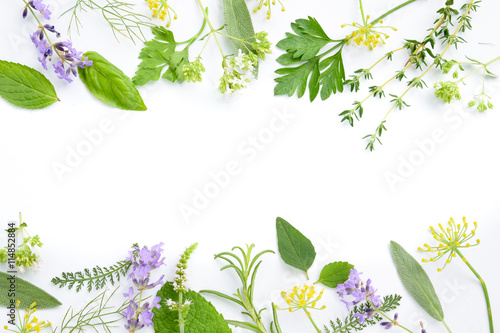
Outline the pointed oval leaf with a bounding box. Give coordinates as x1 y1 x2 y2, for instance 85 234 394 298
315 261 354 288
390 241 444 321
0 272 62 308
0 60 59 109
79 51 147 111
153 282 231 333
276 217 316 277
223 0 255 54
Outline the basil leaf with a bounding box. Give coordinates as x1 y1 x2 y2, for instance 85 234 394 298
0 60 59 109
315 261 354 288
276 217 316 279
153 282 231 333
390 241 444 321
223 0 256 54
79 51 147 111
0 272 62 309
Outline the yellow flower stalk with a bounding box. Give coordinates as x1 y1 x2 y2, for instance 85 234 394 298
276 285 325 332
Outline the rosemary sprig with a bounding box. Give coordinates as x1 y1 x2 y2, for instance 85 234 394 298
51 259 131 292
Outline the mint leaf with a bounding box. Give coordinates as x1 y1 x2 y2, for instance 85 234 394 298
0 272 61 308
79 51 147 111
390 241 444 321
315 261 354 288
0 60 59 109
276 217 316 278
133 26 177 86
153 282 231 333
223 0 256 54
276 17 332 61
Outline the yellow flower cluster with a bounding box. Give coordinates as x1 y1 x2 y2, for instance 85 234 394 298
342 16 397 50
277 284 326 314
4 301 51 333
418 217 480 271
252 0 285 20
145 0 177 27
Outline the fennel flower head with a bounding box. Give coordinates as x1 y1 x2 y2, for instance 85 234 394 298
418 217 480 271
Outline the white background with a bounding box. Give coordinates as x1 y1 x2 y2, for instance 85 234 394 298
1 0 499 332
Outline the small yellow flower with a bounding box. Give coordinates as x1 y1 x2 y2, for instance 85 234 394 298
252 0 285 19
277 284 326 312
145 0 177 26
418 217 480 271
342 15 397 50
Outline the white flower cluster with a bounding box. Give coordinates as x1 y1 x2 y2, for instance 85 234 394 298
219 49 258 95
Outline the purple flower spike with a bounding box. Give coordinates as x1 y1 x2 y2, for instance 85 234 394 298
123 243 166 333
380 313 398 330
29 0 51 20
336 268 383 312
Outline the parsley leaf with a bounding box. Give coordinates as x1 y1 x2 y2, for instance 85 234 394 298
274 17 346 101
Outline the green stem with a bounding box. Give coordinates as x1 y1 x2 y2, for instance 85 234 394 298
370 0 418 25
442 319 453 333
195 0 225 58
359 0 367 26
303 308 321 333
455 249 494 333
368 301 414 333
178 291 184 333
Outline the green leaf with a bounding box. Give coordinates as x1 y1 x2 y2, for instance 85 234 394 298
79 51 147 111
223 0 256 54
276 217 316 278
319 50 345 100
0 60 59 109
315 261 354 288
153 282 231 333
276 17 332 61
274 58 320 100
390 241 444 321
0 272 62 308
162 48 189 83
133 26 177 86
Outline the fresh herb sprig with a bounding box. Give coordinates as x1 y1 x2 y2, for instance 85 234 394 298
274 0 417 101
51 259 132 292
358 0 482 151
134 0 272 94
62 0 154 43
201 244 274 333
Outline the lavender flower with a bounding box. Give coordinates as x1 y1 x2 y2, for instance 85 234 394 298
122 243 165 333
25 0 52 20
336 268 382 311
380 313 398 329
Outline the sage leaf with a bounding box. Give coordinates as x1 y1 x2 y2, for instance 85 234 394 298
79 51 147 111
223 0 255 51
153 282 231 333
390 241 444 321
0 272 62 308
315 261 353 288
276 217 316 278
0 60 59 109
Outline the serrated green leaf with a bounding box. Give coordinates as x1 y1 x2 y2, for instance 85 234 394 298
0 60 59 109
0 272 61 309
133 27 177 86
162 48 189 83
319 50 345 100
315 261 353 288
390 241 444 321
274 58 319 99
79 51 147 111
276 217 316 278
153 282 231 333
223 0 256 54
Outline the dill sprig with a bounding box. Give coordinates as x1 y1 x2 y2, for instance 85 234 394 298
61 0 154 43
323 294 401 333
52 288 130 333
51 259 131 292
